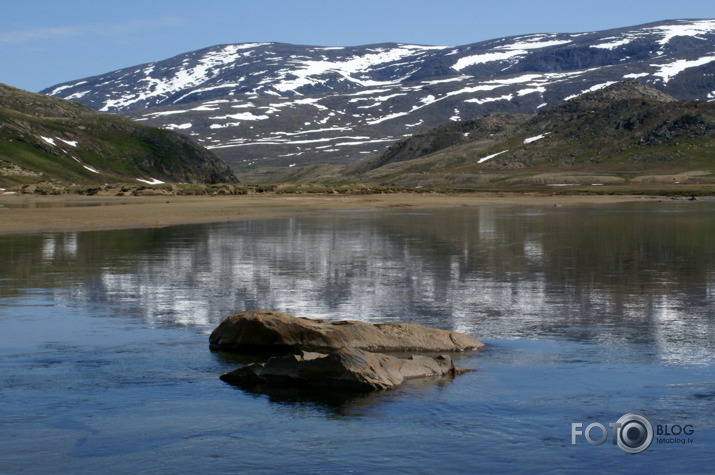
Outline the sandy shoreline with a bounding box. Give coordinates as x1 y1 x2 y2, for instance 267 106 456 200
0 192 656 235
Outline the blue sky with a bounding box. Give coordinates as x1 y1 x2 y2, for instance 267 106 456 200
2 0 713 92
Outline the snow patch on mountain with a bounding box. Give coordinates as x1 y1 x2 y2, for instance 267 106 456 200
501 37 572 50
465 94 514 104
652 55 715 83
645 19 715 46
452 37 571 70
524 133 550 144
99 44 262 111
66 90 90 100
517 86 546 96
136 178 165 185
164 123 193 130
623 72 650 79
366 111 411 125
452 50 524 70
210 112 269 121
273 44 447 92
587 19 715 53
144 110 188 117
57 138 78 147
209 122 241 129
478 150 508 163
564 81 618 101
48 81 87 96
591 37 634 50
173 83 246 103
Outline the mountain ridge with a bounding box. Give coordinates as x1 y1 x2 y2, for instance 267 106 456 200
42 19 715 182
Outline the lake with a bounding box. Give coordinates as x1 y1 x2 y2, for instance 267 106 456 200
1 200 714 473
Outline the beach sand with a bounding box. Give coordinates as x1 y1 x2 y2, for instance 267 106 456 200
0 192 654 235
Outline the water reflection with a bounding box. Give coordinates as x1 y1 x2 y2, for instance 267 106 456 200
1 202 714 364
226 373 460 417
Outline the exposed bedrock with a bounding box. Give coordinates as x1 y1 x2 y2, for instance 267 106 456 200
209 309 484 355
219 347 463 391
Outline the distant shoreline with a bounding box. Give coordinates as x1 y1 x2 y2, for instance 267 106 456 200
0 192 695 235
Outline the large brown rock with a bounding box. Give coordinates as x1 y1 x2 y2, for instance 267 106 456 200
209 309 484 354
220 347 461 391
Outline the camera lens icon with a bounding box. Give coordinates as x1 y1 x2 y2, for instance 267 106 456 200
616 413 653 454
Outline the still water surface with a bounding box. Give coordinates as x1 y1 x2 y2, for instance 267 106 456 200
1 201 714 473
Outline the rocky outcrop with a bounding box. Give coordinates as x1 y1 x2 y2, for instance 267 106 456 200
220 347 462 391
209 309 485 355
211 309 484 393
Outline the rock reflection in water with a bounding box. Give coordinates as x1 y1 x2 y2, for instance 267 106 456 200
1 201 714 364
228 371 460 417
211 346 463 415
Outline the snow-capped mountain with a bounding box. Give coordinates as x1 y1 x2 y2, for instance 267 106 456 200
43 19 715 180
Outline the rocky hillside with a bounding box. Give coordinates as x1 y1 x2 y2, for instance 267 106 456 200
325 81 714 187
42 19 715 182
0 84 238 187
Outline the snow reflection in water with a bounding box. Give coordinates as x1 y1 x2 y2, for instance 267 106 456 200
16 202 714 365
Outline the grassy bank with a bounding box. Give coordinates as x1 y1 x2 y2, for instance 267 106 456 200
5 180 715 199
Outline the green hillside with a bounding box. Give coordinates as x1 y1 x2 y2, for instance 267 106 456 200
0 84 238 188
280 81 715 188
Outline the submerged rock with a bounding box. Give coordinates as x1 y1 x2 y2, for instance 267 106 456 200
209 309 484 355
220 347 462 391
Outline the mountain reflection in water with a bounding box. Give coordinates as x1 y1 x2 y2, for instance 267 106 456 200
1 201 713 366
